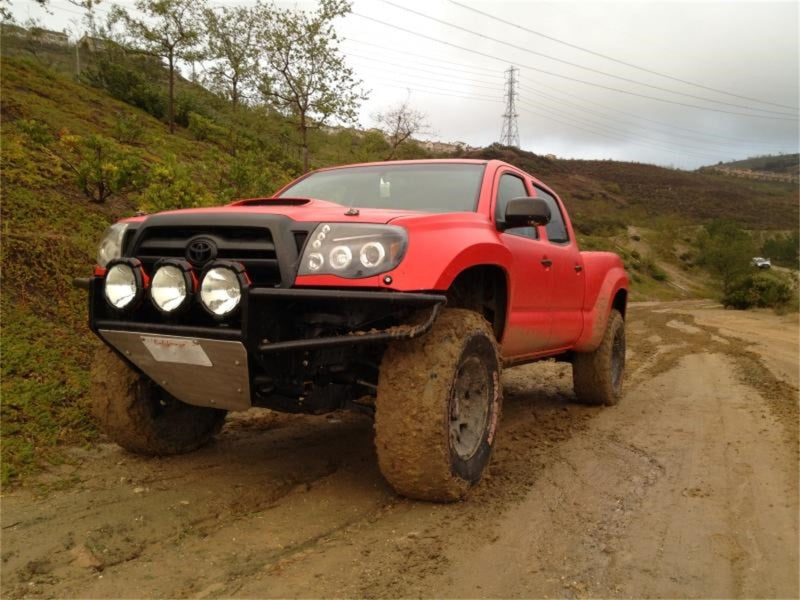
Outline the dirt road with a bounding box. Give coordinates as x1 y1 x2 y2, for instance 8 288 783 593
2 301 798 598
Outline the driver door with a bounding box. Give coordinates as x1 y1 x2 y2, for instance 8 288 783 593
493 171 554 358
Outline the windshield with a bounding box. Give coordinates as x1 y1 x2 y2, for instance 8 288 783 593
278 163 486 213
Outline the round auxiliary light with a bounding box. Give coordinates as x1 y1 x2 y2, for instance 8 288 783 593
151 261 194 314
200 263 247 317
104 261 142 311
359 241 386 268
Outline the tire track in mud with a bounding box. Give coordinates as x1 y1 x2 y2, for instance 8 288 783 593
627 305 799 450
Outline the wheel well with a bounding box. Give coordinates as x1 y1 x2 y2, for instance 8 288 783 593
612 288 627 319
445 265 508 341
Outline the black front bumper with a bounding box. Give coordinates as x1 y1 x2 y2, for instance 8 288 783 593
84 276 446 353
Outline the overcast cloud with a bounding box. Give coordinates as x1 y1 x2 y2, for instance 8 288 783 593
9 0 799 169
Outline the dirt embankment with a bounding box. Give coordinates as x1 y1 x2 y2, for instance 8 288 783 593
2 301 798 599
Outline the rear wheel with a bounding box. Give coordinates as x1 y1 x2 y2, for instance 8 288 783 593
91 346 227 455
572 309 625 406
375 309 502 502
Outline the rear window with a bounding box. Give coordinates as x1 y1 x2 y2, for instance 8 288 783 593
278 163 486 213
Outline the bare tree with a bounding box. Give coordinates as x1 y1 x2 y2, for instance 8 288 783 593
203 3 263 112
374 97 430 160
109 0 204 133
257 0 365 172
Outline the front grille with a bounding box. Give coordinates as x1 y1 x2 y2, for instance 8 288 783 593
133 226 281 286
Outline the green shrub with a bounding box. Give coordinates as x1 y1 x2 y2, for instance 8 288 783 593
642 256 668 281
762 232 799 269
56 134 145 203
188 111 226 143
695 220 757 293
572 215 626 236
174 90 212 128
112 112 146 145
14 119 55 145
603 181 622 194
723 270 795 309
138 156 214 213
82 49 166 119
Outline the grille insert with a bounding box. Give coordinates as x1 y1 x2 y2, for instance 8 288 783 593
134 226 280 286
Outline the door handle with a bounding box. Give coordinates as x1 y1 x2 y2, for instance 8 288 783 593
574 264 583 272
540 258 553 268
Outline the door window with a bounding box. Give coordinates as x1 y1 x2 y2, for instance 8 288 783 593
534 186 569 244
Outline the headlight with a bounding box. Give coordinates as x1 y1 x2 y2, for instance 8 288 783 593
298 224 407 278
104 259 145 311
199 262 248 317
151 260 194 314
97 223 129 268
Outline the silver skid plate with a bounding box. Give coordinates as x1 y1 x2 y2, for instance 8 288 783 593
99 330 251 411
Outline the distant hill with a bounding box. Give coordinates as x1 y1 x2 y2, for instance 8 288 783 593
698 153 799 184
711 153 799 175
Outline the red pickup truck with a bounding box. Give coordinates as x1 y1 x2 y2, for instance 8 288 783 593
82 159 628 501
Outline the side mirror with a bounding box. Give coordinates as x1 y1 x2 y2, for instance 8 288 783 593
501 197 551 230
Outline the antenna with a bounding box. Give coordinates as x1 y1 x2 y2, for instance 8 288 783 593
499 66 520 147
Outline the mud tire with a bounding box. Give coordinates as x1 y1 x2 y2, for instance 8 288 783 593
375 309 502 502
91 346 227 455
572 309 626 406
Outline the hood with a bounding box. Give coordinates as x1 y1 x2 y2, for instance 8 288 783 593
145 197 427 225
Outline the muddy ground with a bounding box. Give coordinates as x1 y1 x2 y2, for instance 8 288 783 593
2 301 798 598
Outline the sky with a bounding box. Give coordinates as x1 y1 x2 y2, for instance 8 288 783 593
7 0 800 169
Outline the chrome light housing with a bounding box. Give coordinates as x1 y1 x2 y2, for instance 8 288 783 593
298 224 407 278
97 223 129 268
150 260 195 314
199 262 248 317
104 258 145 311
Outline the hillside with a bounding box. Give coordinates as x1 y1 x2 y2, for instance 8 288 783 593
697 153 800 184
1 53 797 485
709 153 800 176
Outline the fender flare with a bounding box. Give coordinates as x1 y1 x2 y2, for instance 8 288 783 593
573 267 628 353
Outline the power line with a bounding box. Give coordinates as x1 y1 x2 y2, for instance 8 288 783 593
346 52 502 89
343 38 500 75
517 86 783 152
517 98 744 156
350 11 798 121
516 83 788 146
379 0 796 117
517 105 725 161
447 0 798 111
352 62 502 97
365 76 502 103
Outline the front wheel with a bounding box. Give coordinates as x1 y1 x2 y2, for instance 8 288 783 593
91 346 227 455
572 309 626 406
375 309 502 502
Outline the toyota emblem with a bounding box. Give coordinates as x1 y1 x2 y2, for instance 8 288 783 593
185 237 217 266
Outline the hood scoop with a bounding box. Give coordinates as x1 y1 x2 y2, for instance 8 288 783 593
230 197 311 207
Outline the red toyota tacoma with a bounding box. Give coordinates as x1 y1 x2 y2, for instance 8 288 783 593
80 159 628 501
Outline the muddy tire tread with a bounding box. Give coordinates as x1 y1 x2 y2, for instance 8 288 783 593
572 309 625 406
91 346 226 455
375 309 501 502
